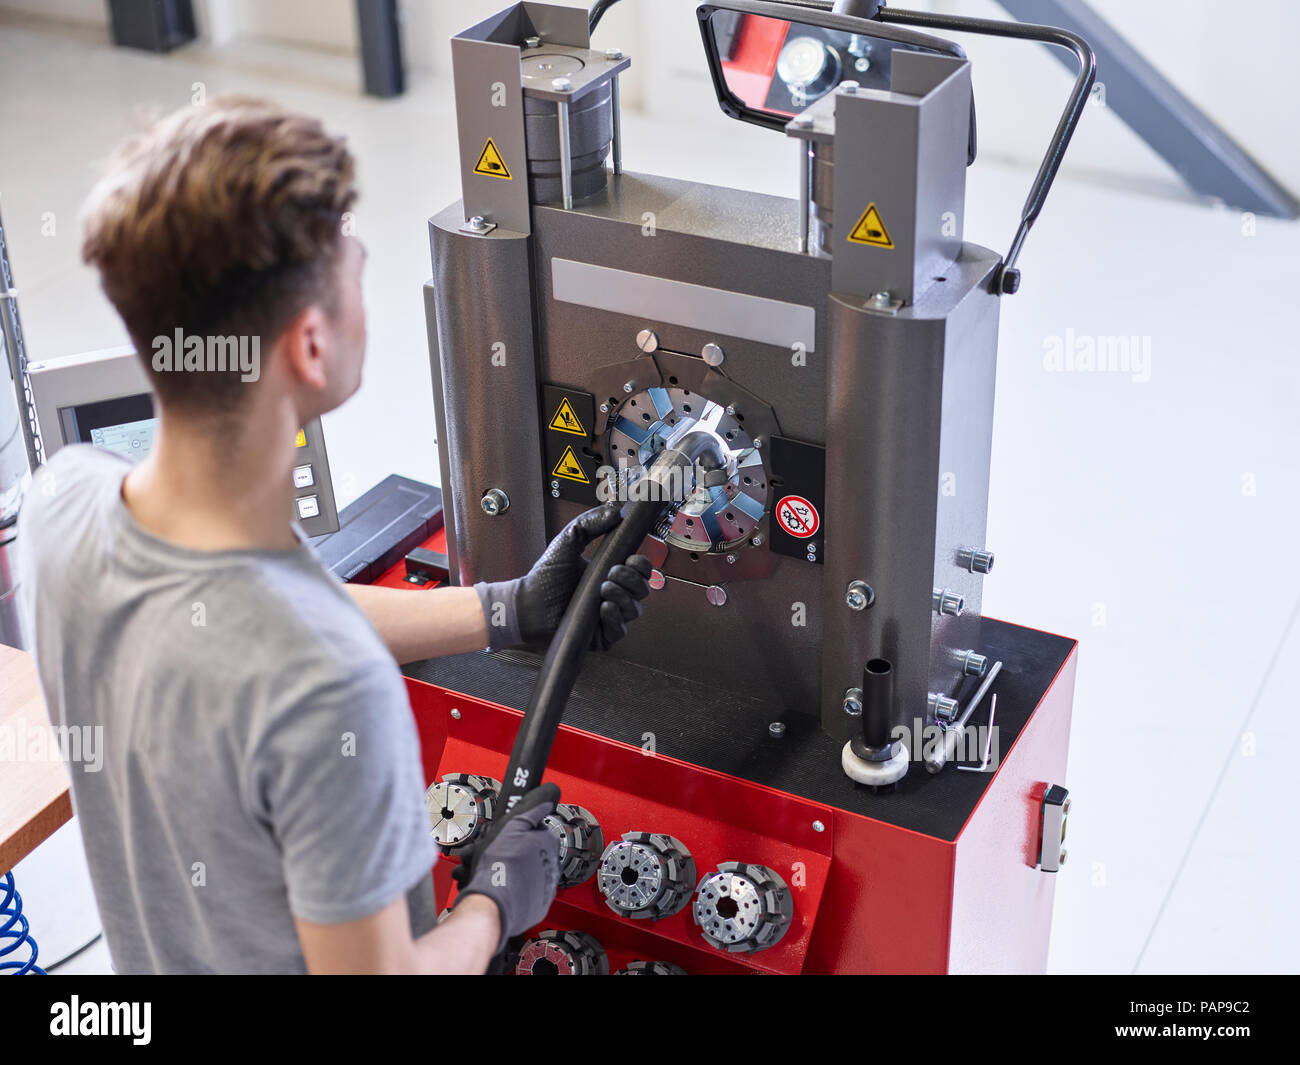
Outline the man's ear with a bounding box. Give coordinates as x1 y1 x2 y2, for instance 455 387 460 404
279 305 331 393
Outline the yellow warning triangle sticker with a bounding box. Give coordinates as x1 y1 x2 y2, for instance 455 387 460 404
552 445 590 484
847 202 894 249
548 398 586 437
474 138 512 180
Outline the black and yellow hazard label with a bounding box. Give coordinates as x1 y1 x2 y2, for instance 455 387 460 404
847 202 894 249
548 397 586 437
552 445 590 484
542 385 598 504
474 138 512 180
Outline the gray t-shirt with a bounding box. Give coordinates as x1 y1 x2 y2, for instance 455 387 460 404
18 446 437 974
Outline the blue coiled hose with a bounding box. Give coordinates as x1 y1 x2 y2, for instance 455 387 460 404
0 872 45 975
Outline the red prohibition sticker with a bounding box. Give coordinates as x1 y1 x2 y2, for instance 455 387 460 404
776 495 820 539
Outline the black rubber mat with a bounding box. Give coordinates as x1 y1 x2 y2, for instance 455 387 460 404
404 619 1074 841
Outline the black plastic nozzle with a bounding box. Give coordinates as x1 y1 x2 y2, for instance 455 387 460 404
859 657 894 753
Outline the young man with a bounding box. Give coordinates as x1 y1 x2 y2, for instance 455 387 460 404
19 96 652 974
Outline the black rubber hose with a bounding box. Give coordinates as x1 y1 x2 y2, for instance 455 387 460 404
588 0 623 35
495 494 662 811
468 432 723 973
494 428 727 820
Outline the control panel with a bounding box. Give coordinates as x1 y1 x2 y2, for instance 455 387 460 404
291 423 339 537
27 346 341 537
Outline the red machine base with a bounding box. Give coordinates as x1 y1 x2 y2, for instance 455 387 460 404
405 623 1077 975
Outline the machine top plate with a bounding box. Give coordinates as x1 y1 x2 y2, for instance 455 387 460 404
405 619 1075 842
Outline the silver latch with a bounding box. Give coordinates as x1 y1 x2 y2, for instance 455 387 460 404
1039 785 1070 872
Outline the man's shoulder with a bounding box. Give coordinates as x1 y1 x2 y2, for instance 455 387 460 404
235 557 390 666
220 563 405 722
23 445 127 526
19 446 127 576
36 443 129 486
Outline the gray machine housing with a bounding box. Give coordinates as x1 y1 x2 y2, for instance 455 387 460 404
425 4 1000 744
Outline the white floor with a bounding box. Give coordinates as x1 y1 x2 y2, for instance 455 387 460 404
2 14 1297 975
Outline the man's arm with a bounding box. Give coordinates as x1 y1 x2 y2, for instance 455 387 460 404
293 786 562 974
347 584 487 664
345 505 654 665
295 894 500 975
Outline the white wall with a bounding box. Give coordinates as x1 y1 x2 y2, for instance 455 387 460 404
0 1 649 98
0 0 105 25
933 0 1300 200
220 0 359 52
2 0 1295 198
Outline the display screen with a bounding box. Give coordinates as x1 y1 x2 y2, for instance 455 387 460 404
59 393 157 463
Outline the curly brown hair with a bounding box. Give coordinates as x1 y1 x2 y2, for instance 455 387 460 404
81 95 358 412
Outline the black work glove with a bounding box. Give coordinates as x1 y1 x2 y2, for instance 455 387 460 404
451 783 561 953
474 504 654 652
